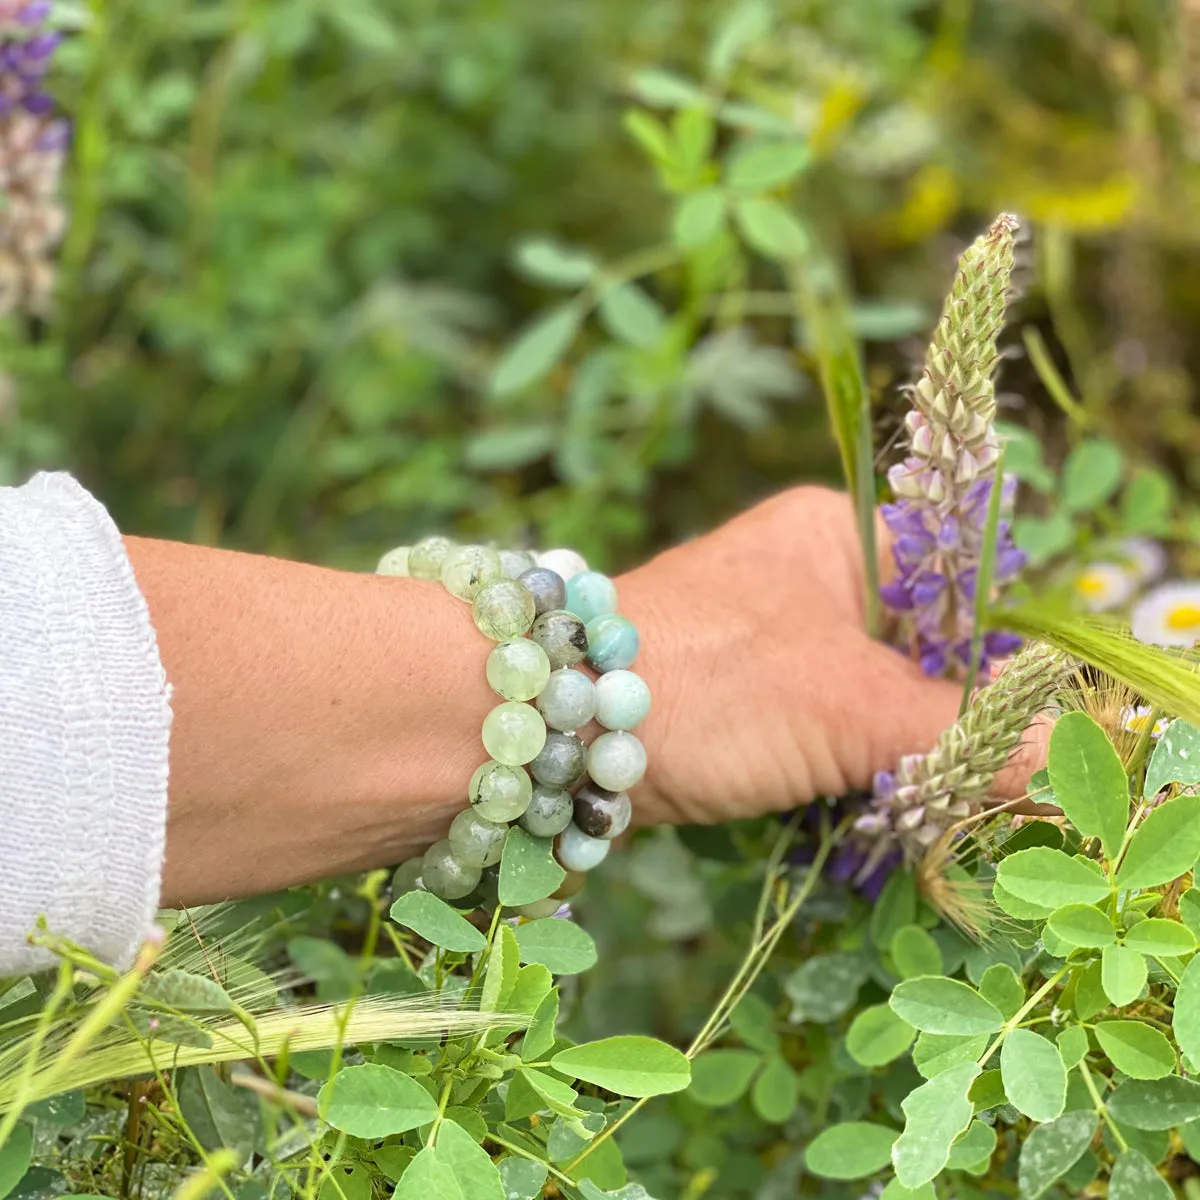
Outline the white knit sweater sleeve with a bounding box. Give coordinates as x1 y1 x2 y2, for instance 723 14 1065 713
0 471 171 976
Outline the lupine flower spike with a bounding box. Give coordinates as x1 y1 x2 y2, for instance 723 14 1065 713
881 214 1026 681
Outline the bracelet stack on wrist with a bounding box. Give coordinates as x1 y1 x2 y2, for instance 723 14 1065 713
378 537 651 918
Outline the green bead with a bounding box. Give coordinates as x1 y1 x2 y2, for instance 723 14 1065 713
481 701 547 766
448 808 508 868
486 639 552 702
390 858 424 895
565 570 619 624
535 668 597 732
555 823 610 872
516 896 563 919
469 760 534 821
422 839 481 900
409 536 455 580
588 731 646 791
585 613 639 672
376 546 410 577
518 784 574 838
594 669 651 731
530 609 588 668
441 544 503 601
473 579 537 641
499 549 537 579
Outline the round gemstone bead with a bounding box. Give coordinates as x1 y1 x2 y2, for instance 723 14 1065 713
441 544 503 601
469 760 533 821
565 570 619 624
391 857 424 895
553 870 586 900
530 731 588 789
408 536 455 581
594 669 651 731
486 639 551 702
555 823 611 872
448 808 508 868
376 546 410 577
473 579 537 641
515 896 563 919
481 702 547 766
500 549 537 579
531 609 588 668
573 782 632 840
518 567 567 617
588 731 647 792
585 613 639 672
422 839 481 900
537 548 588 581
518 784 574 838
535 668 597 733
476 866 501 909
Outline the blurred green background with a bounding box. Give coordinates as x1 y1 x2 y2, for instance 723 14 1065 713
6 0 1200 579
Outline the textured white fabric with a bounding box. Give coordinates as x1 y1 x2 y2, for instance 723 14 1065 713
0 472 171 975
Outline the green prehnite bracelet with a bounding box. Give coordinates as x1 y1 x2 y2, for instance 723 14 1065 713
377 537 651 918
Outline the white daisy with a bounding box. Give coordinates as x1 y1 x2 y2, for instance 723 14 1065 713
1132 581 1200 647
1121 704 1169 739
1074 562 1137 612
1119 536 1168 584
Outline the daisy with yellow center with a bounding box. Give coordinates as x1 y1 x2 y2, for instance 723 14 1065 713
1074 562 1136 612
1132 582 1200 647
1120 536 1167 585
1121 704 1169 739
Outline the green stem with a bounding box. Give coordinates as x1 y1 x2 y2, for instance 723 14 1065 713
977 966 1070 1068
487 1135 576 1187
1079 1058 1128 1153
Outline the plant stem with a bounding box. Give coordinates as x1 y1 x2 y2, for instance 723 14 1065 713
977 966 1070 1068
1079 1058 1128 1153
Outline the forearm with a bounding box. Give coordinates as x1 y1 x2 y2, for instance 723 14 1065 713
124 537 490 904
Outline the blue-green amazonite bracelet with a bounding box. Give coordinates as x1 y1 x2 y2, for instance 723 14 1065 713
377 538 651 918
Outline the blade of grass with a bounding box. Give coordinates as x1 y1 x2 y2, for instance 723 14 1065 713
1022 326 1089 431
961 447 1008 713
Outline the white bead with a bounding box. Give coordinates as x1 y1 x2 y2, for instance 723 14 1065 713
536 548 588 581
376 546 410 576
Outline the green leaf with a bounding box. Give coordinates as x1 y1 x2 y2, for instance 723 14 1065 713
1120 469 1174 534
508 964 553 1017
1122 917 1196 955
1056 1025 1089 1070
784 953 867 1022
394 1146 462 1200
673 189 726 249
708 1 773 77
804 1122 897 1180
1117 796 1200 888
25 1090 85 1125
889 977 1005 1036
1001 1030 1066 1122
390 893 487 954
1109 1148 1173 1200
912 1033 990 1080
890 926 944 979
977 964 1024 1020
892 1061 980 1188
597 283 666 349
497 1158 547 1200
520 987 559 1063
630 68 706 109
1047 712 1129 858
1094 1021 1175 1080
1145 720 1200 798
141 969 234 1013
1016 1111 1098 1199
1013 512 1075 565
514 919 597 975
991 880 1055 920
482 924 520 1015
318 1064 439 1138
491 305 582 396
729 993 779 1054
880 1182 935 1200
687 1049 761 1106
512 239 597 289
1047 903 1116 948
0 1125 31 1200
1173 953 1200 1067
499 827 566 907
552 1037 690 1098
1102 944 1148 1007
994 847 1110 908
1062 438 1124 512
1179 888 1200 937
733 197 809 260
726 139 810 189
968 1069 1006 1110
177 1067 260 1159
846 1004 916 1068
1107 1075 1200 1129
946 1120 996 1173
519 1068 586 1119
434 1120 504 1200
751 1055 798 1124
464 426 556 473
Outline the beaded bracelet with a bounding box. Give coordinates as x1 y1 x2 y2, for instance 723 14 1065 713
377 536 651 918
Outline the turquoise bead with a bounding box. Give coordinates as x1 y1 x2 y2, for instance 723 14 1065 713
594 669 651 731
482 701 547 766
555 823 611 872
588 731 646 792
585 613 639 672
535 668 597 732
565 571 619 624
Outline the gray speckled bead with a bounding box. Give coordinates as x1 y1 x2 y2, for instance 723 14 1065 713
473 578 537 641
486 639 552 702
518 567 567 617
448 809 508 868
515 896 563 919
555 823 611 872
391 858 424 895
441 544 503 601
588 731 647 792
594 669 651 731
408 536 455 581
535 668 597 732
585 612 639 672
531 609 589 668
573 782 632 840
518 784 575 838
529 731 588 789
376 546 411 577
500 549 537 579
565 570 619 624
469 760 533 821
421 839 481 900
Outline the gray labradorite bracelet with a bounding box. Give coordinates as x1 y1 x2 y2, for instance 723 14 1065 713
377 538 652 918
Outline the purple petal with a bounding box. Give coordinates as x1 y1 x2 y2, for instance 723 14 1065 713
911 571 947 606
25 32 61 59
22 92 53 115
895 532 935 563
880 580 915 611
20 1 52 24
984 631 1023 658
936 517 960 551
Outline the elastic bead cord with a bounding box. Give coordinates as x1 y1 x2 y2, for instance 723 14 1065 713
376 538 652 918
